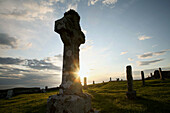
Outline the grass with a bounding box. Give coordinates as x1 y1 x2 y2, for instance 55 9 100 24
0 91 58 113
0 79 170 113
85 79 170 113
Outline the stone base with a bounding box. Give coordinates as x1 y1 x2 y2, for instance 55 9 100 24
47 93 93 113
126 91 136 100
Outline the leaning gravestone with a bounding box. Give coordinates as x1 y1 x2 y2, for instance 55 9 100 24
47 9 93 113
126 65 136 99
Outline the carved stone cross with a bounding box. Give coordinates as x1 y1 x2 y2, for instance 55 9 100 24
55 9 85 95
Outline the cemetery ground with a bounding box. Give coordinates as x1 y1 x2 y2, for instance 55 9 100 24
0 79 170 113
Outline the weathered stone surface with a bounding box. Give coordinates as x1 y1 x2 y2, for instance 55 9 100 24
126 65 136 99
55 9 84 95
126 66 133 92
141 71 145 86
126 91 136 100
47 93 92 113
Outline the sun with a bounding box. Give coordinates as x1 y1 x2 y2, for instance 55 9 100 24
78 65 90 78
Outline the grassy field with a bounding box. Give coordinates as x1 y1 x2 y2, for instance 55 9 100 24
0 79 170 113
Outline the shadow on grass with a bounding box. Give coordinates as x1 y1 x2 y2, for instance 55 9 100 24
135 96 170 113
88 88 170 113
26 102 47 113
145 79 170 88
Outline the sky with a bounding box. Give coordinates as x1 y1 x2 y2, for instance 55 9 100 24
0 0 170 89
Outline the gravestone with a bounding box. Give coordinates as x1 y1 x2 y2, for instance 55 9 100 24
6 90 13 99
110 77 112 82
45 86 48 90
103 81 104 83
84 77 87 89
154 70 159 79
159 68 164 80
126 65 136 99
93 81 95 84
47 9 93 113
141 71 145 86
116 78 119 81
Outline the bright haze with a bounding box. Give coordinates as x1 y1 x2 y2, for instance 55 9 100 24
0 0 170 89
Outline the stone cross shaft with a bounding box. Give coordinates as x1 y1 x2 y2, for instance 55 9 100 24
54 10 85 95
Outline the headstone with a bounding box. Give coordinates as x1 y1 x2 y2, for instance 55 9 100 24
126 65 136 99
110 77 112 82
6 90 13 99
103 81 104 83
154 70 159 79
84 77 87 89
47 9 93 113
141 71 145 86
93 81 95 84
116 78 119 81
159 68 164 80
45 86 48 90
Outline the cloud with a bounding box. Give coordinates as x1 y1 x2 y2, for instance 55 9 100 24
102 0 118 5
152 44 158 48
66 3 78 11
120 51 128 55
81 40 93 51
0 65 60 89
0 33 33 50
137 49 170 59
128 58 133 61
24 59 61 70
0 33 19 49
0 57 23 64
138 52 153 59
137 59 164 66
138 35 152 40
0 55 62 89
0 0 54 21
154 50 168 56
88 0 99 6
88 0 118 6
0 56 61 71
